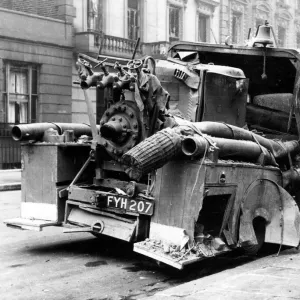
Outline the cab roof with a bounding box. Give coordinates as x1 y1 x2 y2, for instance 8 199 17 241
168 41 300 61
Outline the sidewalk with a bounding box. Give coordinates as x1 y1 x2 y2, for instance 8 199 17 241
144 248 300 300
0 169 21 191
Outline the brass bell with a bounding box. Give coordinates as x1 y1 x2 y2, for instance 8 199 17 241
253 21 273 47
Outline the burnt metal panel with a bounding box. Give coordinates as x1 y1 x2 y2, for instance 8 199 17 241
156 59 200 120
240 180 300 247
202 73 248 127
153 160 206 239
68 186 99 204
21 144 91 205
65 201 137 242
204 162 282 244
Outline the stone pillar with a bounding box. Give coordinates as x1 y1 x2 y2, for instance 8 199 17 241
220 0 230 43
56 0 76 23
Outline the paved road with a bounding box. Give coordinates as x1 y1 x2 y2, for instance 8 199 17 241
0 191 271 300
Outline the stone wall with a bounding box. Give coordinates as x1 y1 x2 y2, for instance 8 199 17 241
0 0 76 22
0 0 60 20
0 39 73 123
72 64 96 124
0 8 74 123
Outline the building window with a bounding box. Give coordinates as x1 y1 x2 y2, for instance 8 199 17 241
4 63 38 124
128 0 139 40
88 0 100 31
297 32 300 49
256 19 264 30
198 14 209 42
169 5 182 42
232 13 241 44
278 26 286 47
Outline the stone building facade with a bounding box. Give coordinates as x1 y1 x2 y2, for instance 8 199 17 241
219 0 300 48
0 0 75 168
0 0 75 125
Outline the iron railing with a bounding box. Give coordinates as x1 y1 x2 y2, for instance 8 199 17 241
0 123 21 170
97 34 143 56
141 41 170 59
76 31 171 59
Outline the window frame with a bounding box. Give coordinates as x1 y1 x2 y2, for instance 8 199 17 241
297 32 300 49
87 0 100 31
277 25 286 47
4 61 39 124
127 0 139 41
197 13 210 43
231 12 242 44
255 19 265 30
168 4 184 43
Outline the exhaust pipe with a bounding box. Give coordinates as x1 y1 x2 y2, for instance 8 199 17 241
181 135 277 166
175 119 300 159
12 123 100 142
181 135 207 157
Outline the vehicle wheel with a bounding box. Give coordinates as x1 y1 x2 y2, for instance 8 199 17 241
242 217 266 256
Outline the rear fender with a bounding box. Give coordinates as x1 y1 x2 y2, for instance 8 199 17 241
239 179 300 248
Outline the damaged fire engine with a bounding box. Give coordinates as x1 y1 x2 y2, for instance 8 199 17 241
5 23 300 269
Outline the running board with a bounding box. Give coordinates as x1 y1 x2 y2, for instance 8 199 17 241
134 241 203 270
4 218 59 231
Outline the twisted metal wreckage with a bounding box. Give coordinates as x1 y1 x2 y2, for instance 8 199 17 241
5 23 300 269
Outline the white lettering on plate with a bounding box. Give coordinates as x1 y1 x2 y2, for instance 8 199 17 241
107 195 113 205
114 197 121 207
129 200 137 211
120 198 127 209
137 201 144 212
145 202 152 214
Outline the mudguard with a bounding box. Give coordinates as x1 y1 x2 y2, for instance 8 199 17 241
239 179 300 247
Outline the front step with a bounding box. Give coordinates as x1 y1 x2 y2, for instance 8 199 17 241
4 218 59 231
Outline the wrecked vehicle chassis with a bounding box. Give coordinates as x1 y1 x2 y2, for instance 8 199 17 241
10 139 299 270
69 159 299 269
5 32 300 269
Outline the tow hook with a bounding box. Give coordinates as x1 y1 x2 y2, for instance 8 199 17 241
91 220 105 234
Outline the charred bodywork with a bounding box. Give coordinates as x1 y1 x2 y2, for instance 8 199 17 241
5 37 300 269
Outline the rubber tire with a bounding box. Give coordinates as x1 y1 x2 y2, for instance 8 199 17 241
242 217 266 256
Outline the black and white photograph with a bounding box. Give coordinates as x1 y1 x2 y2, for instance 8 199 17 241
1 0 300 299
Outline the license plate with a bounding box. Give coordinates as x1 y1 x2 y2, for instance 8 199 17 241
106 195 154 216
